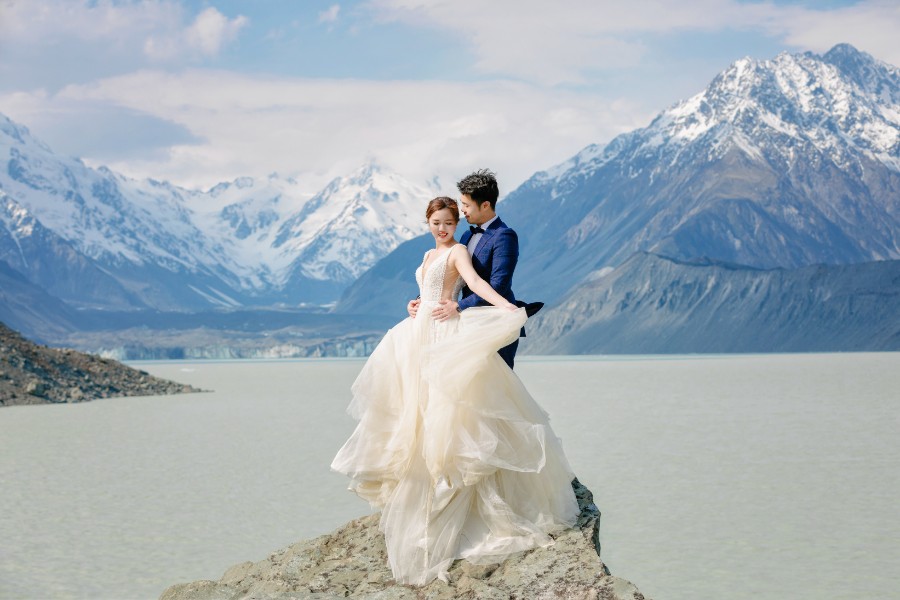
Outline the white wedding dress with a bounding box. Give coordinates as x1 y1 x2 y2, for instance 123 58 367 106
331 246 579 585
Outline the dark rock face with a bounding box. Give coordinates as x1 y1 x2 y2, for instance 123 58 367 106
159 480 647 600
0 258 81 341
523 253 900 354
0 321 201 406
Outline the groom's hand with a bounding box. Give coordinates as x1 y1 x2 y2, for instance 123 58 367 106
432 300 459 322
407 298 420 318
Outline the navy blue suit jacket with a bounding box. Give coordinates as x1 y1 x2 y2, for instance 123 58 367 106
458 217 519 316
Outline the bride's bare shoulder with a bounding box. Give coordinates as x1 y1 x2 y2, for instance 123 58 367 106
449 243 468 257
447 243 471 266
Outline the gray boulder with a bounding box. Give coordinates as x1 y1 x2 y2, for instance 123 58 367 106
160 480 648 600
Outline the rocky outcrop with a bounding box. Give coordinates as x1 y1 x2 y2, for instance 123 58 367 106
523 253 900 354
0 321 201 406
160 480 647 600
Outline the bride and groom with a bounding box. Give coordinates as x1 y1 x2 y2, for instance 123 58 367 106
405 169 542 369
331 169 579 585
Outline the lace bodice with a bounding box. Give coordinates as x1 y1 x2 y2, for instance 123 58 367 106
415 247 464 302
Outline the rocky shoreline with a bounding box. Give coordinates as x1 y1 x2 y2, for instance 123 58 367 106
0 321 202 406
160 479 648 600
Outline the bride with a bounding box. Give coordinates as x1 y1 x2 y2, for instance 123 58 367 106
331 196 579 585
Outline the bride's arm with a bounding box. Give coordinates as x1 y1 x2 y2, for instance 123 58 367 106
449 245 516 310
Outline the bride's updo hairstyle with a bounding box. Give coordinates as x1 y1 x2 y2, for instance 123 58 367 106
425 197 459 223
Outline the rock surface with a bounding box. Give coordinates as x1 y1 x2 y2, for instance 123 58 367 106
160 480 648 600
0 321 201 406
523 253 900 354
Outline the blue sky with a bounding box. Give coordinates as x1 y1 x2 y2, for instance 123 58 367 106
1 0 898 194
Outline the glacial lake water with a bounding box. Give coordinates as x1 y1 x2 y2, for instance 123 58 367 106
1 353 898 600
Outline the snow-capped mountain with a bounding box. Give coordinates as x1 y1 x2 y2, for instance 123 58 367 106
0 112 435 309
501 43 900 302
190 163 432 290
273 163 431 285
1 116 237 272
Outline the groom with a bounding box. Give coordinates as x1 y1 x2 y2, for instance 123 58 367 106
430 169 523 369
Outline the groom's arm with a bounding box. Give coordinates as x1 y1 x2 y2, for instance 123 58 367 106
457 228 519 311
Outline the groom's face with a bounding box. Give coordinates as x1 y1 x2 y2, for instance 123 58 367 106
460 194 491 225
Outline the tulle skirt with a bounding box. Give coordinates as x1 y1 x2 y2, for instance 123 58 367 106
331 304 579 585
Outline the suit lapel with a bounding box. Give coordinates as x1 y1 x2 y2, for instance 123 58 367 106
473 230 491 258
473 218 503 258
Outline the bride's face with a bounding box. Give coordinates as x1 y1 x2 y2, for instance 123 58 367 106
429 208 458 244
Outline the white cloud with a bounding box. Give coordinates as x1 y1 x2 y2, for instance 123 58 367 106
767 1 900 68
0 69 650 191
144 6 249 60
318 4 341 24
0 0 182 41
365 0 900 85
0 0 247 80
365 0 752 84
185 7 249 57
4 0 898 201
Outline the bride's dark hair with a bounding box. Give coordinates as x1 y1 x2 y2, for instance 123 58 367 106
425 197 459 222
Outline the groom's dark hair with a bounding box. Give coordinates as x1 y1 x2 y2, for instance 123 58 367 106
457 169 499 209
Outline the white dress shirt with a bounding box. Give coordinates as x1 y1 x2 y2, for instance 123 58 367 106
467 215 498 256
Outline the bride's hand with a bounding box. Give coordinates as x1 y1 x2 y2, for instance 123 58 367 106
407 298 420 318
503 302 517 312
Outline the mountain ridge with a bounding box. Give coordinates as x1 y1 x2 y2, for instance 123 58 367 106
337 44 900 355
522 252 900 354
0 113 437 309
3 43 899 355
501 43 899 303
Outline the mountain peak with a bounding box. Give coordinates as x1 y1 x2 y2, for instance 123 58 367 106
629 44 900 170
339 160 432 196
349 159 384 182
823 43 869 65
819 43 900 103
0 112 52 153
500 43 900 302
